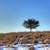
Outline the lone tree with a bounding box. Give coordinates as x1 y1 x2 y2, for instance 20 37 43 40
23 18 39 32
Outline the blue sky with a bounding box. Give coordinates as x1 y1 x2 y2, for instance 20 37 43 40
0 0 50 33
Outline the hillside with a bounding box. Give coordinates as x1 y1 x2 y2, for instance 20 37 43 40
0 31 50 46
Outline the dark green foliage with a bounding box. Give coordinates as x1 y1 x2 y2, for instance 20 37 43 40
23 19 39 32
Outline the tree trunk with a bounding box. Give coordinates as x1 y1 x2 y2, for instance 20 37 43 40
30 28 32 32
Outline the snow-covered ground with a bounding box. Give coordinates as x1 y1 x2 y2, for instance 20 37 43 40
0 44 50 50
34 44 50 50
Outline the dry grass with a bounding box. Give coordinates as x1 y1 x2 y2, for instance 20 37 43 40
0 31 50 46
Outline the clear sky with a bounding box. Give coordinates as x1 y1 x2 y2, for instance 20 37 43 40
0 0 50 33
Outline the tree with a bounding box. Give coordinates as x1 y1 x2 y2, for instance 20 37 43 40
23 18 39 32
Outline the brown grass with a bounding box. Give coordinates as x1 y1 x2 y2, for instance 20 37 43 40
0 31 50 46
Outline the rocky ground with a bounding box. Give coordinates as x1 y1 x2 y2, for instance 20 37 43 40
0 31 50 46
